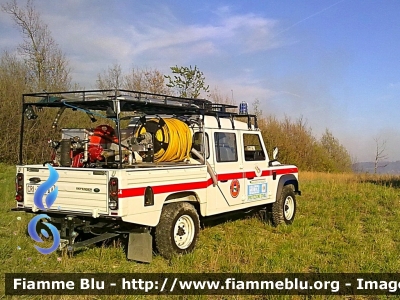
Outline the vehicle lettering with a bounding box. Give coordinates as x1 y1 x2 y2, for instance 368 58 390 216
76 187 92 192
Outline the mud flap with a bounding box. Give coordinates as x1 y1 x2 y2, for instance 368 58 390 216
127 231 153 263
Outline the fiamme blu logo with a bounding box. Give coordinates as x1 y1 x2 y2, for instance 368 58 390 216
27 164 61 254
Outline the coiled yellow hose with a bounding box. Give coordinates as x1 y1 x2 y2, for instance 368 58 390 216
138 118 192 162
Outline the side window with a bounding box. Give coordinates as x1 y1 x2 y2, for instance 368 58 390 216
243 133 266 161
192 132 209 159
215 132 238 162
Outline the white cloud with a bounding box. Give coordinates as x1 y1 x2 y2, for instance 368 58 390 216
50 5 280 57
219 14 280 52
0 1 286 92
18 2 284 88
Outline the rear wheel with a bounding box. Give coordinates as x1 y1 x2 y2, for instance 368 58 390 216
272 186 296 226
155 202 200 259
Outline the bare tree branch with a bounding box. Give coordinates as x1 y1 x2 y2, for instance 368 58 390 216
374 137 388 173
2 0 71 91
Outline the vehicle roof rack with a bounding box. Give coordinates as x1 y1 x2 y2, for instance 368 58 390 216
22 89 258 128
23 89 214 114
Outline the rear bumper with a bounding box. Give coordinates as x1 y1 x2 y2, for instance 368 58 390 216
10 207 121 220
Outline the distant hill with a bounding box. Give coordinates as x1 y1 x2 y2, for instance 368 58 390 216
353 161 400 174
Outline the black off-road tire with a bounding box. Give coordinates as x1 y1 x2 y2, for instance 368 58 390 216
155 202 200 259
272 186 297 226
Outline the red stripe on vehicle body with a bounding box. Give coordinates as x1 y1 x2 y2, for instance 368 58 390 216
261 167 298 177
217 172 243 181
118 167 298 198
153 180 210 194
119 179 214 198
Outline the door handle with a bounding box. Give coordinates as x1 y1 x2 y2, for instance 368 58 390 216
220 180 228 183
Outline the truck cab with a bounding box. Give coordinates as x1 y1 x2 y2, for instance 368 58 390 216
197 115 299 217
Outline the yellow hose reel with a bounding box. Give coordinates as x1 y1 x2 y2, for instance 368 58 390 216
136 118 192 163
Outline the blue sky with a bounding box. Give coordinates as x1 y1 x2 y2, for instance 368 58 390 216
1 0 400 162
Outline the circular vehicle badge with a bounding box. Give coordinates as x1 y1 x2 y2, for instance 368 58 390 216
230 179 240 198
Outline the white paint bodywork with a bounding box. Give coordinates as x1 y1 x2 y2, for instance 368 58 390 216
16 116 299 227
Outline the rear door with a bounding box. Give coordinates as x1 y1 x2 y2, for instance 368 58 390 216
212 131 244 207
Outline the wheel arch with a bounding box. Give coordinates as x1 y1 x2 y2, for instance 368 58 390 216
276 174 300 202
164 191 201 214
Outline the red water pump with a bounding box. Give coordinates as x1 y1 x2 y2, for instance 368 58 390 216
58 125 118 167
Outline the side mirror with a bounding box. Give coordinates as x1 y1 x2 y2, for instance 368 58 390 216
269 147 279 167
272 147 278 160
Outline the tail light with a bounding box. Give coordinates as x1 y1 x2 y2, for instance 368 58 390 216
15 173 24 202
108 177 119 210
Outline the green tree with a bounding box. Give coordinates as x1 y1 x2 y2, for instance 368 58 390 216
165 65 209 98
319 129 352 172
256 109 353 173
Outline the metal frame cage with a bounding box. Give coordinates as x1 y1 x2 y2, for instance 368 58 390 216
19 89 258 167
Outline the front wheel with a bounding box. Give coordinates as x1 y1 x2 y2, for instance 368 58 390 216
271 186 297 226
155 202 200 259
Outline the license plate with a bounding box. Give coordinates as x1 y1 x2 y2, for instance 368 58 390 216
26 184 55 194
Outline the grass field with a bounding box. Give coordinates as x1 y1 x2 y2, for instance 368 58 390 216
1 164 400 299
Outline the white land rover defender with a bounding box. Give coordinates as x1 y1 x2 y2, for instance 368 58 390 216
13 89 301 262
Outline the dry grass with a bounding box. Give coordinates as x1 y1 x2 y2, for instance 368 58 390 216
2 167 400 299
